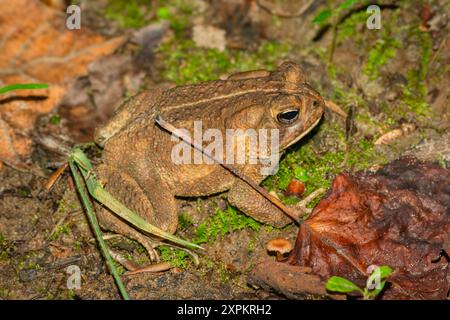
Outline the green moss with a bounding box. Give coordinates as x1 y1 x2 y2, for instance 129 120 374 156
178 212 194 230
18 187 30 197
159 40 229 84
37 287 55 300
263 120 386 208
49 223 71 241
17 252 42 271
218 264 232 284
0 233 7 260
136 255 149 266
159 39 292 85
164 0 195 36
31 213 39 225
337 10 369 44
401 87 430 116
156 7 171 20
50 115 61 125
359 8 401 81
25 262 40 271
193 206 260 244
347 139 381 168
152 0 291 85
199 256 216 272
113 261 125 276
104 0 151 28
66 290 77 300
364 36 401 80
56 199 67 213
401 31 432 116
437 154 448 169
72 241 82 251
69 201 79 211
157 246 190 269
263 223 293 233
104 0 196 32
0 288 10 299
247 235 258 253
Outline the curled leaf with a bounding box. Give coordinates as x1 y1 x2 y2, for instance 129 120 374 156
249 157 449 300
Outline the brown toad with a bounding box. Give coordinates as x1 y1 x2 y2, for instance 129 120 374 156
94 61 324 259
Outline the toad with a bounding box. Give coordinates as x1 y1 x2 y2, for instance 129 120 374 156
94 61 324 260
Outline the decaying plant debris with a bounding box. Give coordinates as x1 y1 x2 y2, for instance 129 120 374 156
0 0 124 171
249 157 449 299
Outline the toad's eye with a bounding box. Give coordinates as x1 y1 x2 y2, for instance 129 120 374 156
277 109 299 124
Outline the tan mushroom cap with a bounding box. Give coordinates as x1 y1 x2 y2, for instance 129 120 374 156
266 238 294 254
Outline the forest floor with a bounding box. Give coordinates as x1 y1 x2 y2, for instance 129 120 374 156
0 0 448 299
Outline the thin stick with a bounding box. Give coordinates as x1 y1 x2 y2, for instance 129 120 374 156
124 262 172 275
45 162 68 190
328 23 338 64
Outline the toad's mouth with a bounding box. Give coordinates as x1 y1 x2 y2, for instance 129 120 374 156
283 115 323 149
256 115 323 163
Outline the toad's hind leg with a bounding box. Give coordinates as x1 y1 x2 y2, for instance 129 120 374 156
94 165 178 262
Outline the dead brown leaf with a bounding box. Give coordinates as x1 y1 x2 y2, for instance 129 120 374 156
0 0 124 170
250 157 449 299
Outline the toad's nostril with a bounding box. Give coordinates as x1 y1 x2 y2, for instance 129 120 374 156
312 100 320 108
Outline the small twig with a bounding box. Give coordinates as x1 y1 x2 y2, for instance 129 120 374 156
295 188 326 213
325 100 348 117
45 162 68 190
101 234 123 241
108 249 139 271
328 22 339 64
124 262 172 276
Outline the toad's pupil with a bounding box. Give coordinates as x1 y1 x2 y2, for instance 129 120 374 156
277 109 299 124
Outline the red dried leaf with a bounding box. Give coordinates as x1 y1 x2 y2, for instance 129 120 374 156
250 157 449 299
0 0 124 170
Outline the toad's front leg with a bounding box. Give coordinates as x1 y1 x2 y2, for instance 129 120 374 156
227 179 293 227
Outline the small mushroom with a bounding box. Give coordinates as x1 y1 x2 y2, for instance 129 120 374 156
266 238 293 261
285 178 305 198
